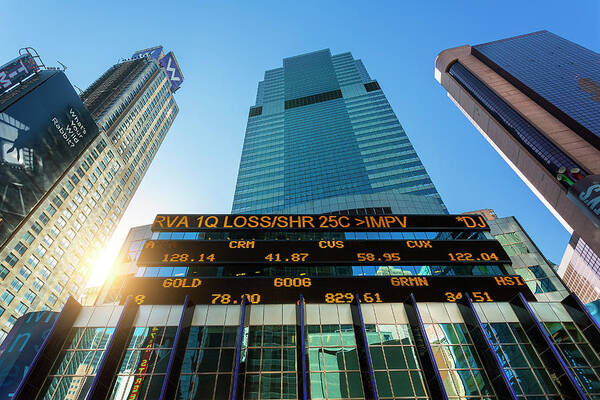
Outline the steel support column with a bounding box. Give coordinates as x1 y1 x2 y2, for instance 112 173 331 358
403 294 448 400
87 295 139 400
231 296 250 400
510 293 586 399
561 293 600 354
350 294 378 399
14 296 82 400
296 295 307 400
457 294 516 399
160 296 195 400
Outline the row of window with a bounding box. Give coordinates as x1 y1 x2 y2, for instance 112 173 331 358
0 137 114 326
102 62 161 132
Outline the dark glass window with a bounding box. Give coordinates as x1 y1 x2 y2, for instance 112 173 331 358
31 222 42 234
46 204 56 216
364 81 381 92
39 213 50 225
5 254 18 266
13 242 27 255
22 232 34 244
52 196 63 207
0 265 8 280
249 106 263 117
284 89 342 109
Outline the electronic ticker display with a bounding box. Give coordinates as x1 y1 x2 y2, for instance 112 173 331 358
122 275 535 306
151 214 489 232
138 239 510 266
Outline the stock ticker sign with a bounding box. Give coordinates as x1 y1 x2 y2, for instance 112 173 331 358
159 52 183 92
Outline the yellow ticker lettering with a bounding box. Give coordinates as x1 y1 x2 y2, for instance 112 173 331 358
154 215 165 228
229 240 255 249
406 240 432 248
204 216 218 228
302 215 316 228
162 278 202 288
494 276 525 286
390 277 429 286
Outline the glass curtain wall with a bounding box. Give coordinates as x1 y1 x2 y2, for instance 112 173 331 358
40 327 114 399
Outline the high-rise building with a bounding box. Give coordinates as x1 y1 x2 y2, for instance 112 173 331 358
233 49 446 215
464 209 569 301
435 30 600 301
559 233 600 303
0 47 182 341
12 50 600 400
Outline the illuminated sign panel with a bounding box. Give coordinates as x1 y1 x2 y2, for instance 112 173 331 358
152 214 489 232
138 239 509 266
0 54 39 96
123 276 535 305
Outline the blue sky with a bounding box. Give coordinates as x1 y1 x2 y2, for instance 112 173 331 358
2 1 599 281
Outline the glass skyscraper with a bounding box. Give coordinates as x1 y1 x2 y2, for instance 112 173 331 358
436 31 600 303
471 31 600 146
233 49 445 215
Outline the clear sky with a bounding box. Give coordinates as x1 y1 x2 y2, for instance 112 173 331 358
2 1 599 285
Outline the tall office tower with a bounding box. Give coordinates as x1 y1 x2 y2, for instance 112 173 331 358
0 46 181 341
435 31 600 301
233 49 446 215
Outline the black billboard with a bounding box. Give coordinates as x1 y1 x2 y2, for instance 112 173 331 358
0 71 99 247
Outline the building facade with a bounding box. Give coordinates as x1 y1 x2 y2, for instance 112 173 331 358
465 209 570 302
0 48 181 341
559 234 600 303
435 30 600 302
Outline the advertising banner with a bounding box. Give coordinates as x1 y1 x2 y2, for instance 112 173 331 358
131 46 163 60
0 71 99 247
159 51 183 92
0 311 59 400
567 174 600 228
0 54 39 96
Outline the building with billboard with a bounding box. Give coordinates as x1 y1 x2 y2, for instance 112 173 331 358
0 47 182 341
10 49 600 400
434 31 600 302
